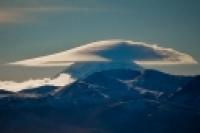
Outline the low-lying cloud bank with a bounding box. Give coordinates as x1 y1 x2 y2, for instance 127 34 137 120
0 74 75 92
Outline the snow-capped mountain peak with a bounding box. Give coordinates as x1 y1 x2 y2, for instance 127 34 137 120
62 61 143 79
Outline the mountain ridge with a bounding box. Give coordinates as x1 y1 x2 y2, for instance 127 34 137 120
0 68 199 133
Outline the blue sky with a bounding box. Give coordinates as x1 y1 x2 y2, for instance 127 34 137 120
0 0 200 81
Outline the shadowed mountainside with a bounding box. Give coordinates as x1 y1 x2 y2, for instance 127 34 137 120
0 69 199 133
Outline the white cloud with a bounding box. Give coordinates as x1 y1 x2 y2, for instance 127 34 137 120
0 73 75 92
9 39 198 67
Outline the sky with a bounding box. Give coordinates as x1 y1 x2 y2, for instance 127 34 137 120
0 0 200 81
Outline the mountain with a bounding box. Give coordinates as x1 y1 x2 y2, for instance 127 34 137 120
55 69 191 105
172 75 200 107
19 85 58 95
0 89 14 98
0 89 13 95
62 61 143 79
0 69 199 133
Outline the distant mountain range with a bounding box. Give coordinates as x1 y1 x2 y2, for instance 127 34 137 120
0 68 199 133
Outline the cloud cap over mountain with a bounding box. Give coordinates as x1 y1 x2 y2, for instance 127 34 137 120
9 39 197 67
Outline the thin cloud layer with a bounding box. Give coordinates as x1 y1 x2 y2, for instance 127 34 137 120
9 39 198 67
0 73 75 92
0 6 102 23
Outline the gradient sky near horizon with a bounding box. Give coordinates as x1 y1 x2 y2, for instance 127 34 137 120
0 0 200 81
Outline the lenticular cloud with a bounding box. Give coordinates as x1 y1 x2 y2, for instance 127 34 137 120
9 39 197 67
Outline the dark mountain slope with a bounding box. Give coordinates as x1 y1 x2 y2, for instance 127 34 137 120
0 69 199 133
